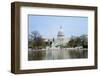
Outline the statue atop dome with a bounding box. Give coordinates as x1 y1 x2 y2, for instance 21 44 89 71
60 26 62 29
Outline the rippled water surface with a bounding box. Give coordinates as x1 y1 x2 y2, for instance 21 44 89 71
28 49 88 60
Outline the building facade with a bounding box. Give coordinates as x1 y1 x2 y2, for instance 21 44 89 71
43 26 70 47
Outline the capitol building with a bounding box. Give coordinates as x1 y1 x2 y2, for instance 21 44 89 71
43 26 70 48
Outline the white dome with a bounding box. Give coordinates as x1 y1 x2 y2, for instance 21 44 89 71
57 26 64 37
57 31 64 36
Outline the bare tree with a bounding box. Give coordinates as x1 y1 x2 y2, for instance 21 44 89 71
28 31 46 49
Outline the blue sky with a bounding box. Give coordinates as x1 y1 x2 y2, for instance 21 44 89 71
28 15 88 38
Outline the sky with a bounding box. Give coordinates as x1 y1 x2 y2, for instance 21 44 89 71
28 15 88 38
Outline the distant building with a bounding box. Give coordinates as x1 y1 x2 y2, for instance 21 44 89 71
43 26 70 47
56 26 69 46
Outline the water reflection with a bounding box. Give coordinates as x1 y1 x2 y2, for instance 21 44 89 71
28 49 88 60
